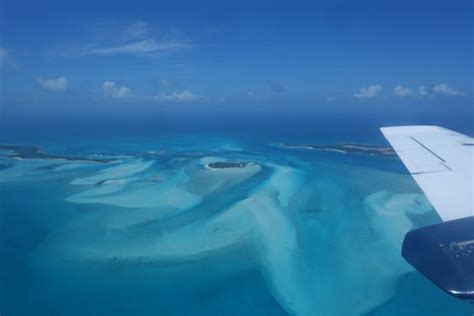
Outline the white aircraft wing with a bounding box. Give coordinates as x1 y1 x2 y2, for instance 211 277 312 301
381 125 474 222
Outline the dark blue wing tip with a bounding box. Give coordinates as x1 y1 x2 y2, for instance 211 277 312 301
402 216 474 302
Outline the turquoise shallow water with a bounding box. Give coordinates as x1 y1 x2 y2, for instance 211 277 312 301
0 113 473 316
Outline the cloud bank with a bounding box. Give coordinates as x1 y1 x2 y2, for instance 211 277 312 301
103 81 200 103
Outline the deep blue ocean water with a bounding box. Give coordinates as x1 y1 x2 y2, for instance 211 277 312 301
0 111 473 315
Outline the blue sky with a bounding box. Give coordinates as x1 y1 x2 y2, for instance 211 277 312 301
0 0 472 116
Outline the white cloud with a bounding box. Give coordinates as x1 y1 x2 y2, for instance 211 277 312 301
61 21 189 58
353 84 382 99
394 85 415 97
87 39 189 56
419 85 428 96
0 47 16 69
246 90 259 100
417 83 464 97
155 90 199 102
123 21 148 40
267 81 285 93
0 48 9 68
159 79 171 88
432 83 464 96
36 76 68 92
103 81 131 99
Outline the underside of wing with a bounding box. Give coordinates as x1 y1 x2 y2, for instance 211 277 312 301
381 125 474 222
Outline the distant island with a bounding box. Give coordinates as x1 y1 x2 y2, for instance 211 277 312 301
0 144 113 163
281 143 396 156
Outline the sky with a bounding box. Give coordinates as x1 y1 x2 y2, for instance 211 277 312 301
0 0 472 118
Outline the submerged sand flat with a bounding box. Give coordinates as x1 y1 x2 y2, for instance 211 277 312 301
1 140 465 316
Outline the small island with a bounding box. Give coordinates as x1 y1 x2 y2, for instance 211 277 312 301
207 162 249 169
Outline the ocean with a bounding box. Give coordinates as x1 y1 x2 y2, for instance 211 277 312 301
0 110 473 316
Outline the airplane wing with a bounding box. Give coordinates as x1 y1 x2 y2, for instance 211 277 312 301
381 125 474 302
380 125 474 222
